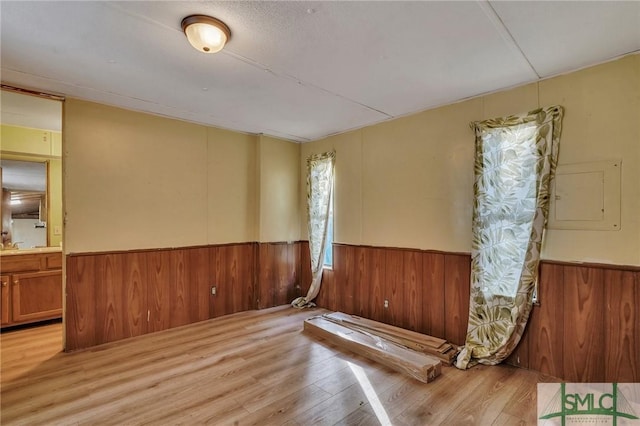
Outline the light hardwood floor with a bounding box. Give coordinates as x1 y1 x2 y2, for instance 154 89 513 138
1 306 557 425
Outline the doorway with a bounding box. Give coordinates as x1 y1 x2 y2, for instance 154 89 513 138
0 87 64 351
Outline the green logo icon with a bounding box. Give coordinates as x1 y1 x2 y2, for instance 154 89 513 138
539 383 639 425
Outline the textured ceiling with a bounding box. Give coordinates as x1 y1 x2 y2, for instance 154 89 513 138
1 1 639 142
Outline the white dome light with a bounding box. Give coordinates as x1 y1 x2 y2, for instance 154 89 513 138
181 15 231 54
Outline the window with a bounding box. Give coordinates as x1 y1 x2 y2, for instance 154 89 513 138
323 191 334 268
293 150 335 308
457 106 563 368
474 121 539 298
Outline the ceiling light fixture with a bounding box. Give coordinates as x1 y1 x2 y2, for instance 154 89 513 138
181 15 231 54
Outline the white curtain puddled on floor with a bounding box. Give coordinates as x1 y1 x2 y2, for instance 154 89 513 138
292 151 335 309
456 106 563 369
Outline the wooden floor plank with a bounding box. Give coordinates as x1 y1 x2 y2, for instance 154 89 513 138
1 306 558 425
438 366 528 425
234 384 332 425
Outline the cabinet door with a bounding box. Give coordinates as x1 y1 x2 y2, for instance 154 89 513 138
12 270 62 323
1 275 9 325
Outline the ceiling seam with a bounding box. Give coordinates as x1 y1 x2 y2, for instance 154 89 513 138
223 50 393 119
476 0 541 79
104 2 178 33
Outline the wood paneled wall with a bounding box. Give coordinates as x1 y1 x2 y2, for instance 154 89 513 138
256 242 301 309
506 262 639 383
314 243 639 383
66 242 304 351
313 244 470 346
66 240 638 383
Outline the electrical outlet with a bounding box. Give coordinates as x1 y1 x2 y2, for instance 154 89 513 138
211 286 217 295
384 299 389 309
54 226 62 236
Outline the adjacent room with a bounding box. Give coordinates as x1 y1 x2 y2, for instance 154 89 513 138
1 1 638 425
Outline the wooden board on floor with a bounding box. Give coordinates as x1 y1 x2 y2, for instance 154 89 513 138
323 312 458 364
304 316 441 383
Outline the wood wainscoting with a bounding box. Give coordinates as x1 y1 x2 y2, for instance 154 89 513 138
311 244 470 347
312 243 639 383
256 242 302 309
507 262 640 383
66 242 303 351
65 240 638 383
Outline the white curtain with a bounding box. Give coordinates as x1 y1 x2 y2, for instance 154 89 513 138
292 151 335 308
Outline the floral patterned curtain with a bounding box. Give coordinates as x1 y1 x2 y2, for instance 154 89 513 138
456 106 563 369
292 151 335 308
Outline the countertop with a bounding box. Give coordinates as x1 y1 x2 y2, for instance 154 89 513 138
0 247 63 256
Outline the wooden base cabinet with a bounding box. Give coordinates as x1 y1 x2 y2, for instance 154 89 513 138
1 251 63 328
11 270 62 323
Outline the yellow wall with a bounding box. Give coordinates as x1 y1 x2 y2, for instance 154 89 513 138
64 100 300 253
65 100 210 253
301 55 640 266
63 55 638 265
299 130 365 246
51 132 62 157
48 159 63 247
0 125 59 157
539 55 639 265
206 127 257 243
257 135 300 242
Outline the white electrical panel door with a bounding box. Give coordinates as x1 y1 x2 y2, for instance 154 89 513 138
548 160 621 230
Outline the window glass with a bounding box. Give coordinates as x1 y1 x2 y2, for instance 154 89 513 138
323 192 333 268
